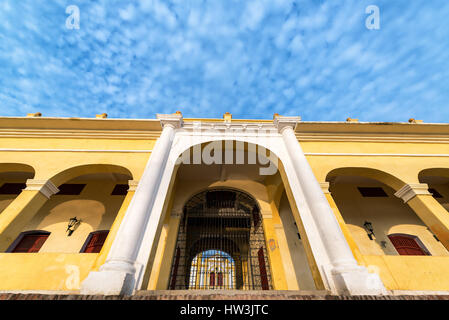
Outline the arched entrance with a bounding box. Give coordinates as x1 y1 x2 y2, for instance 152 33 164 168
168 188 272 290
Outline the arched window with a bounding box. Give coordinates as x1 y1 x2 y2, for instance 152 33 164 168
7 231 50 253
388 234 430 256
80 230 109 253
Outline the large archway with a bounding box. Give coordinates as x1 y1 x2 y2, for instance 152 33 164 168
326 167 448 256
168 188 272 290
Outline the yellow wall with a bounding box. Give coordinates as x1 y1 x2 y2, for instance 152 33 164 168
361 255 449 291
0 253 97 291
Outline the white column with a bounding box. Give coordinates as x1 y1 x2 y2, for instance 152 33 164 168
81 113 183 295
274 115 387 295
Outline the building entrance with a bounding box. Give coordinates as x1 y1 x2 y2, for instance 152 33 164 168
168 189 272 290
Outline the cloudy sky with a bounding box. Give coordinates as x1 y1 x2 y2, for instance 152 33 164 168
0 1 448 122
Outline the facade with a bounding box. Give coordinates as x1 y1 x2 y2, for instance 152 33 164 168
0 112 449 296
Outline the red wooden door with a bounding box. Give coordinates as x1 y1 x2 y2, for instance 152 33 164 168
258 247 269 290
388 234 429 256
210 272 215 287
83 231 109 253
12 233 49 253
217 272 223 286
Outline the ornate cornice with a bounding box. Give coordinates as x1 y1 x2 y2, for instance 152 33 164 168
25 179 60 199
394 183 431 203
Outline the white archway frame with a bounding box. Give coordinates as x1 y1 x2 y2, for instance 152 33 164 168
133 128 333 292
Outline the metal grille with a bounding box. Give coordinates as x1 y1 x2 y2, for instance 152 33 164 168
169 189 272 290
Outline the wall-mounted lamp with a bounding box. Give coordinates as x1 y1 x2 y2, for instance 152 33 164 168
67 217 81 236
363 221 375 240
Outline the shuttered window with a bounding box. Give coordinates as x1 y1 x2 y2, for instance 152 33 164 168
10 231 50 253
81 230 109 253
388 234 430 256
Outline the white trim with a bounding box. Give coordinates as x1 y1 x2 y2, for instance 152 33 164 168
304 153 449 157
0 148 152 153
128 180 139 192
319 182 330 194
25 179 59 199
394 183 431 203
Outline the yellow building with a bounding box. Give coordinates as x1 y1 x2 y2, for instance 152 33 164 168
1 112 449 296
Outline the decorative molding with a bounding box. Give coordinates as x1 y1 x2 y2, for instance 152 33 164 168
304 152 449 157
394 183 431 203
127 180 139 192
157 113 183 129
296 133 449 144
181 121 278 134
319 182 331 194
25 179 59 199
273 115 302 133
0 130 161 140
0 148 152 153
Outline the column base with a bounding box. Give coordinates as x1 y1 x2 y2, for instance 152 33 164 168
331 265 388 295
80 270 135 296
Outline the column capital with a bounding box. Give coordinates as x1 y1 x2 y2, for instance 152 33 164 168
319 182 331 194
394 183 431 203
25 179 59 199
273 115 301 133
128 180 139 192
157 113 183 129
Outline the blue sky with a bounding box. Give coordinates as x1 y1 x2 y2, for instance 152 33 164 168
1 1 449 122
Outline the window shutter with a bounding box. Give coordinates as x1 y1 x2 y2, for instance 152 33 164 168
388 234 429 256
12 232 49 253
83 231 109 253
258 247 269 290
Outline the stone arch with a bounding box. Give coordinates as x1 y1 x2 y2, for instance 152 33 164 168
326 167 406 191
171 137 283 167
7 164 135 254
325 166 448 256
419 168 449 180
0 163 36 214
0 163 35 175
173 184 269 217
47 164 133 187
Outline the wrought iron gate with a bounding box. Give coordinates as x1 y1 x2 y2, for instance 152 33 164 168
168 189 272 290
